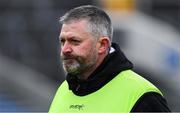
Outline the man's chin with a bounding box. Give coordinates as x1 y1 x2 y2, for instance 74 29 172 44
65 68 79 75
63 64 80 75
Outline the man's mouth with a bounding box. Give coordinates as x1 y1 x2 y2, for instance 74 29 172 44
61 55 75 60
63 57 75 60
63 58 76 64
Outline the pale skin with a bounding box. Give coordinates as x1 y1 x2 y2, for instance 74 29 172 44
59 20 110 80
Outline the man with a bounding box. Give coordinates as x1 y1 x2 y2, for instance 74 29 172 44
49 5 170 112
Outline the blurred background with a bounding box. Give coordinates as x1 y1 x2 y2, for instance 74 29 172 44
0 0 180 112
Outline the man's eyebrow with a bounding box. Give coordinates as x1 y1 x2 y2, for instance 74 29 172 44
68 36 79 39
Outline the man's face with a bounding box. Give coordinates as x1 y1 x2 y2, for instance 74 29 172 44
59 20 99 76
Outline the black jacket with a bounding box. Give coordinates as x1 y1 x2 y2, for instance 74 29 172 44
66 43 171 112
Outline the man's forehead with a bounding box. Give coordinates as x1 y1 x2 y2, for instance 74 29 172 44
62 20 89 30
59 31 74 38
60 20 91 37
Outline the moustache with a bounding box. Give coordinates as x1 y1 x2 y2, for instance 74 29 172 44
61 55 76 60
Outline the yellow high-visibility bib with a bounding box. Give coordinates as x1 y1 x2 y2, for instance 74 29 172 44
49 70 162 113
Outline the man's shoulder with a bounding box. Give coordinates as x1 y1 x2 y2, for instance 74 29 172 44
117 70 162 94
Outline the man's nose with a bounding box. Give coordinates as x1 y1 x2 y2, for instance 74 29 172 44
61 42 72 54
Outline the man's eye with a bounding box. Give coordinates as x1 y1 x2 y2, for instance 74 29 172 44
71 40 80 45
60 39 65 45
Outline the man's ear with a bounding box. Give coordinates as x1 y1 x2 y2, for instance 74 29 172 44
98 37 110 54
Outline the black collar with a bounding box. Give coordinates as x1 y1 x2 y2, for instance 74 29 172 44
66 43 133 96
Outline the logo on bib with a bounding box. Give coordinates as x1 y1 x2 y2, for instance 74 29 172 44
69 104 85 110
